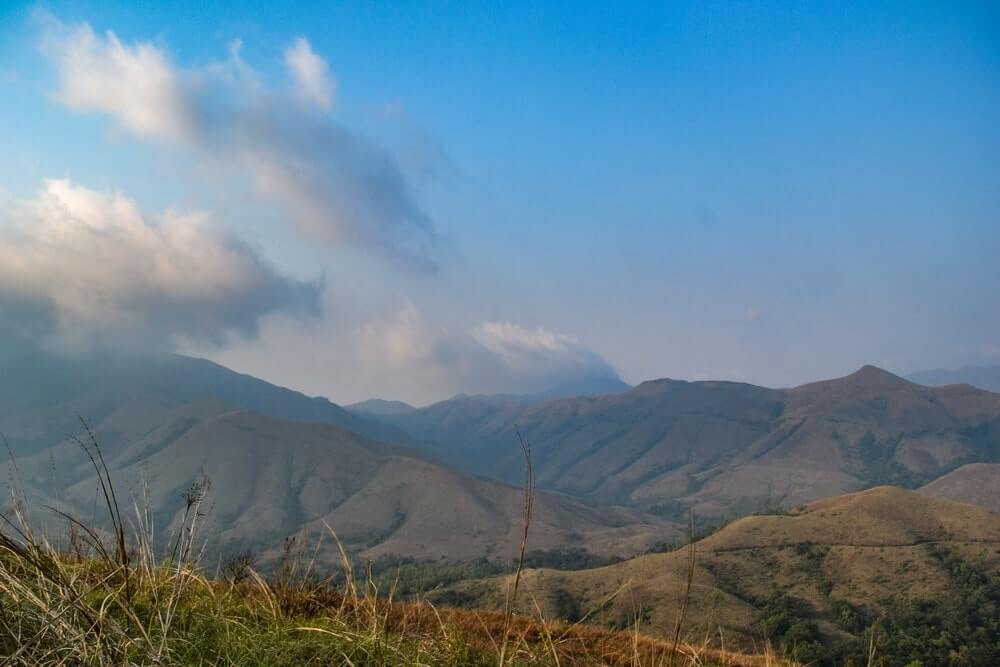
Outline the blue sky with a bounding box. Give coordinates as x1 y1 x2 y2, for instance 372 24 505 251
0 1 997 403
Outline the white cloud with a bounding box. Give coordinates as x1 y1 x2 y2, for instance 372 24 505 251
206 299 622 403
53 25 190 140
351 305 621 400
44 20 436 270
0 179 319 351
284 37 335 110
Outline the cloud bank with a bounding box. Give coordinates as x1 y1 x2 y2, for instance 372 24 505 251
0 179 319 352
210 301 622 404
350 304 623 400
45 21 437 269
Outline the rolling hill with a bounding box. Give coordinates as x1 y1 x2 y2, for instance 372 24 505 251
371 366 1000 518
453 487 1000 658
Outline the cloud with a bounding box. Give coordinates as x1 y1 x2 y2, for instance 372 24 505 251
354 304 622 399
284 37 335 110
0 179 320 352
45 21 437 270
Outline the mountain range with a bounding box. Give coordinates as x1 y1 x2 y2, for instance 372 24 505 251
0 351 671 565
362 365 1000 518
3 350 999 576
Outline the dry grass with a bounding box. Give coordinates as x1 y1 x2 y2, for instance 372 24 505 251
0 425 791 666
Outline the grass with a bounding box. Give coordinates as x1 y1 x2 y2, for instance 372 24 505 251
0 423 791 666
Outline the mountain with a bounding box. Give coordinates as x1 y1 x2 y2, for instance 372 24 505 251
369 365 1000 517
18 406 676 564
541 375 632 398
347 398 418 418
909 365 1000 392
919 463 1000 512
454 487 1000 654
348 376 630 424
0 351 676 564
0 350 412 457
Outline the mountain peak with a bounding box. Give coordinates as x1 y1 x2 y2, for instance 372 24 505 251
789 364 915 395
845 365 911 387
850 364 898 378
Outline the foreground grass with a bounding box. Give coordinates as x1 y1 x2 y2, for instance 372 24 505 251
0 427 789 666
0 548 792 666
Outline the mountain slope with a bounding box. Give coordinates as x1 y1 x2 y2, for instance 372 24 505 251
457 487 1000 652
373 366 1000 517
919 463 1000 512
0 350 412 457
5 402 677 564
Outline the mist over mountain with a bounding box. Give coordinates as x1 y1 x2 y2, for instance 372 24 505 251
0 349 410 456
346 398 419 418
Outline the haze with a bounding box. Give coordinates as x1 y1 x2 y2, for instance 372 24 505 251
1 1 997 405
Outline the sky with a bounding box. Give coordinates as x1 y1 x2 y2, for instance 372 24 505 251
0 1 997 405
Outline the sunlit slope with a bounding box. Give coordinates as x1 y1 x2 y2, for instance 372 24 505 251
461 487 1000 647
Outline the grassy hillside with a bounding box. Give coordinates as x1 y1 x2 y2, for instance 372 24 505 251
375 366 1000 517
0 458 781 667
453 487 1000 665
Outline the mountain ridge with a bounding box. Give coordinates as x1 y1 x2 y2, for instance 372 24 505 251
366 365 1000 517
909 364 1000 393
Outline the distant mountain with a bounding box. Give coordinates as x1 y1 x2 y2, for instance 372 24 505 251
920 463 1000 512
0 350 675 564
909 365 1000 392
9 406 675 564
347 398 418 418
348 375 631 421
0 350 411 457
456 486 1000 652
541 374 632 398
370 365 1000 517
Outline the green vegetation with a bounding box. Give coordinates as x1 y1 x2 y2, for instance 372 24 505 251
523 547 622 570
855 432 924 488
755 548 1000 666
366 555 507 597
755 593 825 665
838 548 1000 666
